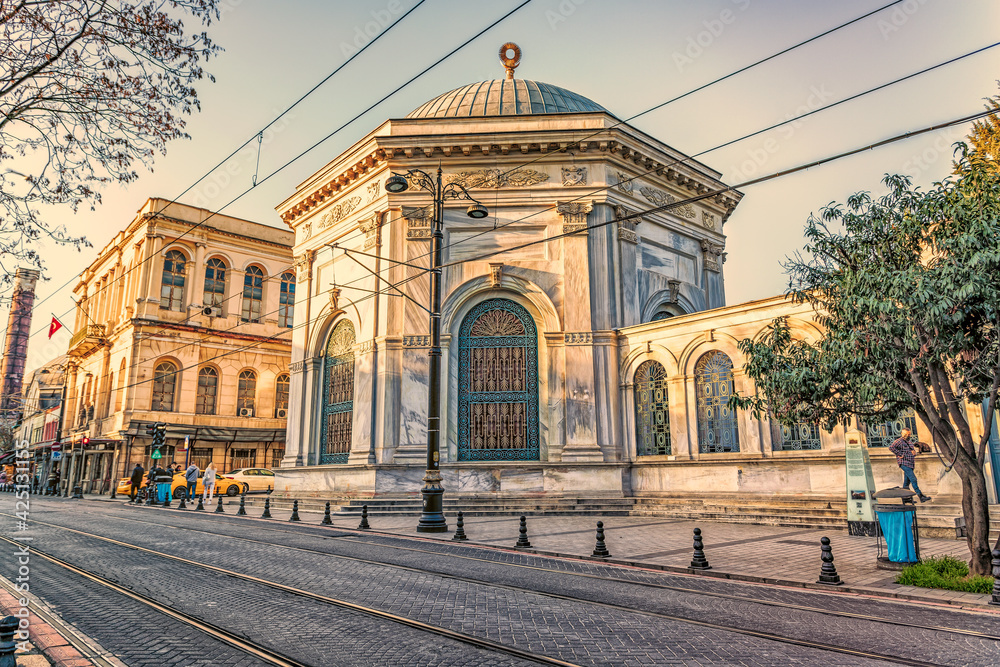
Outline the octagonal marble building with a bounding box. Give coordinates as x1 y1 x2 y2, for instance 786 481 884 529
275 55 747 499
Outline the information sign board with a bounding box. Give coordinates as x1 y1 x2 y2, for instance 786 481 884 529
845 428 877 536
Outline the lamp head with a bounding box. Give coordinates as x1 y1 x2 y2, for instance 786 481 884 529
385 174 408 193
466 203 488 219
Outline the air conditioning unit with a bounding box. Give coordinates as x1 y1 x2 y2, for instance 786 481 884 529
202 306 222 317
276 409 288 419
239 408 254 418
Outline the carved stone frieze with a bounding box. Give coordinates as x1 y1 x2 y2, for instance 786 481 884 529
356 340 375 354
561 166 587 186
359 214 381 250
640 186 697 219
366 181 380 202
702 211 717 230
615 171 634 194
289 360 306 374
618 229 638 244
318 196 362 230
701 240 725 272
447 168 549 189
557 201 592 236
403 206 431 241
488 262 503 288
403 335 431 347
667 279 681 304
614 204 641 244
564 332 593 345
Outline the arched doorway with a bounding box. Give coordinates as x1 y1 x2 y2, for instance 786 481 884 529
458 298 539 461
320 320 355 464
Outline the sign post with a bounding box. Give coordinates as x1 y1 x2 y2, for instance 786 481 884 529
845 428 877 536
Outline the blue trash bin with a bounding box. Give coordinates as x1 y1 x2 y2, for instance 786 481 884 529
875 503 919 564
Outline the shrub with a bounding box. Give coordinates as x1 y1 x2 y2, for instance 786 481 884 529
896 556 993 594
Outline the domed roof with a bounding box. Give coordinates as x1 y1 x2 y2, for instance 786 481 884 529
406 78 608 119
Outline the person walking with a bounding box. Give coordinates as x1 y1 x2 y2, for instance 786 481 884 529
889 428 931 502
184 462 200 500
129 463 145 502
202 463 217 503
154 464 173 504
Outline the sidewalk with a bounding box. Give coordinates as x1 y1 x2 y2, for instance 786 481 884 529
0 587 97 667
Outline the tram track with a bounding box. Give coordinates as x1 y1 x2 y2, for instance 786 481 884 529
46 504 1000 643
5 509 971 666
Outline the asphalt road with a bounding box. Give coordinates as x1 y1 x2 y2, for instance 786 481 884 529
3 497 999 666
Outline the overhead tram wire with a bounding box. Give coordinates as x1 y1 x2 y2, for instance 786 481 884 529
103 108 995 398
23 0 433 324
24 0 532 347
68 38 1000 399
23 0 896 345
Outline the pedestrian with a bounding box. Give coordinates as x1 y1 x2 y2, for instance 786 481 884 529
0 469 7 491
154 464 173 503
129 463 145 502
184 462 199 500
202 462 217 503
889 428 931 502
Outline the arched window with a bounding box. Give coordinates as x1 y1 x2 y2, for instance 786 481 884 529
321 321 355 464
634 361 670 456
114 359 126 413
279 272 295 328
151 362 177 412
203 258 227 311
866 408 918 447
458 298 539 461
241 266 264 323
275 373 290 416
695 351 739 453
237 370 257 415
160 250 186 311
772 421 822 450
196 367 218 415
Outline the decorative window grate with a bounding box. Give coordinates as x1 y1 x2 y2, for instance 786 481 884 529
695 351 740 453
321 320 355 464
772 421 822 451
634 361 670 456
865 409 918 447
458 299 539 461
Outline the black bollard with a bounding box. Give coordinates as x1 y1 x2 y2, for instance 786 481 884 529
237 493 247 516
592 520 611 558
71 484 83 499
177 495 187 510
358 505 370 530
162 491 171 508
215 496 224 513
516 515 531 548
816 536 843 585
0 614 18 667
690 528 711 570
261 496 272 519
147 488 157 506
989 549 1000 606
194 496 204 511
322 501 332 525
289 500 301 522
452 511 468 541
109 485 117 500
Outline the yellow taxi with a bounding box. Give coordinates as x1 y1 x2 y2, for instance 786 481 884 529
116 471 243 499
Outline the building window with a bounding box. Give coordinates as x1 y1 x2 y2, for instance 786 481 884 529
241 266 264 322
160 250 186 311
695 351 740 453
190 447 214 470
270 448 285 468
151 362 177 412
196 367 218 415
865 409 918 447
231 448 256 470
321 320 355 464
458 298 539 461
275 373 290 416
279 272 295 328
237 370 257 415
772 421 822 451
634 361 670 456
204 258 227 311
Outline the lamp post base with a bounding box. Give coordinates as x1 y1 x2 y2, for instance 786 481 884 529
416 469 448 533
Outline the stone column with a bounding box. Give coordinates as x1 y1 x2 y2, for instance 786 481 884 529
348 340 376 465
700 239 726 310
137 233 163 318
187 241 206 315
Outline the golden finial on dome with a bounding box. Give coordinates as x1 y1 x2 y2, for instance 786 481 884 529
499 42 521 80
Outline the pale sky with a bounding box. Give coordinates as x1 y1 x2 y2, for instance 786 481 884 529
9 0 999 374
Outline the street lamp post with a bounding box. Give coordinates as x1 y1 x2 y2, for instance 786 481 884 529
385 167 487 532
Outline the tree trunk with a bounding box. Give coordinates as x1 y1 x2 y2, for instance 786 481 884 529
955 452 992 576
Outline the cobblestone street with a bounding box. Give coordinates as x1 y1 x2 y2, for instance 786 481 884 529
3 497 1000 666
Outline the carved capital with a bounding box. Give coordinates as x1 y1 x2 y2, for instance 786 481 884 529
614 204 642 244
488 262 503 288
557 201 592 236
359 213 382 250
667 279 681 304
700 240 725 272
563 332 593 345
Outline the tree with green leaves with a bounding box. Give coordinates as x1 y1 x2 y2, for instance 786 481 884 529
732 138 1000 576
0 0 222 287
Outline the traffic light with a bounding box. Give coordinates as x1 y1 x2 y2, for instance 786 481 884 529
146 422 167 449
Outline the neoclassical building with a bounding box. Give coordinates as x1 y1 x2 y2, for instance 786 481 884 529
275 49 984 505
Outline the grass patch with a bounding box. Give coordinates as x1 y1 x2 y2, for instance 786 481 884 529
895 556 993 594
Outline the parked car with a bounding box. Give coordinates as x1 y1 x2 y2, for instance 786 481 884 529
116 472 243 499
225 468 275 493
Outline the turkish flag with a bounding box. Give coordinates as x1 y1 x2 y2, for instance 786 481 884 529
48 315 63 339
